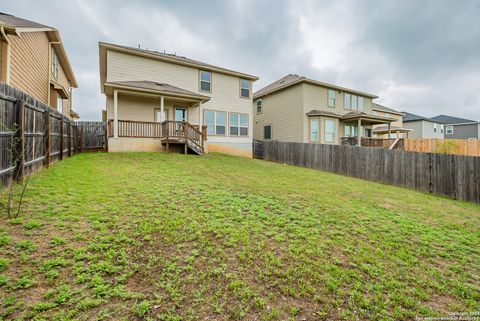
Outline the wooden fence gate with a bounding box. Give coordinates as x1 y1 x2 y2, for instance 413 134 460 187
75 121 107 151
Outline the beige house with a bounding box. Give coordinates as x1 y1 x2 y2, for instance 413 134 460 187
253 74 396 145
0 12 78 118
371 103 411 138
99 42 258 156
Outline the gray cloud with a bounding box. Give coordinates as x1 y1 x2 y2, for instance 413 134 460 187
1 0 480 120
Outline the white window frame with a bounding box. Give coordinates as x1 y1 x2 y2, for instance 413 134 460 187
57 96 63 112
325 119 335 143
446 125 454 134
358 96 364 112
204 110 226 135
240 79 250 98
310 118 319 141
328 89 336 108
256 99 263 114
229 112 249 137
199 70 212 93
351 95 358 110
344 93 351 110
52 48 59 80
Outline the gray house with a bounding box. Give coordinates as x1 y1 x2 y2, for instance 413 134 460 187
431 115 480 140
402 112 445 139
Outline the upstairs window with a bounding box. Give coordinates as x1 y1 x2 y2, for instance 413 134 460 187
199 70 211 92
256 99 263 113
204 110 226 135
51 49 59 80
229 113 249 136
351 95 358 110
344 93 351 110
240 79 250 98
328 89 336 107
358 96 364 112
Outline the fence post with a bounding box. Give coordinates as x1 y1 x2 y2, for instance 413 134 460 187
104 123 108 152
59 117 64 160
80 126 84 152
44 110 51 167
67 122 72 157
14 99 25 181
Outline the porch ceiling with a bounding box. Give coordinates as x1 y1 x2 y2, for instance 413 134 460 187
104 81 211 103
341 111 397 125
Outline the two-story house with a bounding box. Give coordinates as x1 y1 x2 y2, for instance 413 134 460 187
430 115 479 140
99 42 258 156
402 112 445 139
253 74 396 145
0 12 78 118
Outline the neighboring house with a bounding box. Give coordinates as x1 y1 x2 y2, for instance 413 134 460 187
0 12 78 118
253 74 396 145
371 103 411 138
402 112 445 139
430 115 480 140
99 42 258 157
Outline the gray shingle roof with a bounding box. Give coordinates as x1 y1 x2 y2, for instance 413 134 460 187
0 12 52 29
106 81 210 100
372 103 404 115
430 114 477 124
253 74 378 99
402 112 431 122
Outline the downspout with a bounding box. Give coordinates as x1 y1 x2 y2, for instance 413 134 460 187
47 40 61 107
0 26 11 84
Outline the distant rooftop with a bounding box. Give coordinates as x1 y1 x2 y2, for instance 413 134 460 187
0 12 52 30
430 114 477 124
254 74 378 99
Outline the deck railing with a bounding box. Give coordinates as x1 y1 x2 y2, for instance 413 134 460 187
161 121 207 152
107 119 207 153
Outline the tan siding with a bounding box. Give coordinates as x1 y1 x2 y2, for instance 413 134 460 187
106 50 253 144
253 83 304 142
0 39 3 81
8 32 50 104
55 56 72 115
303 83 373 142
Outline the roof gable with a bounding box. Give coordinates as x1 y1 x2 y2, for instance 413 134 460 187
253 74 378 99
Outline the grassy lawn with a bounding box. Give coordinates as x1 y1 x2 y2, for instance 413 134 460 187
0 152 479 320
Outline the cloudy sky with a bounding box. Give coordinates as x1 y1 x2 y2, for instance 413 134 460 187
2 0 480 120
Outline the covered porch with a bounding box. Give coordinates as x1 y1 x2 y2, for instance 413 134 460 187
341 112 398 147
104 81 210 154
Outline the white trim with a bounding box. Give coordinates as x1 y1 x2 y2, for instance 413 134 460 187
114 90 118 138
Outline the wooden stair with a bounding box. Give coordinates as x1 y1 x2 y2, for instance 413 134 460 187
160 121 206 155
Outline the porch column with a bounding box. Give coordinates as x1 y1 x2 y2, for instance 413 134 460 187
387 123 391 139
198 101 202 130
357 118 361 146
160 96 165 121
113 89 118 138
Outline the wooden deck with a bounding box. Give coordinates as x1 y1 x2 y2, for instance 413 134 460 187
107 119 207 155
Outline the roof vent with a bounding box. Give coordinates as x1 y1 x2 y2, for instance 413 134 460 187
155 82 165 86
279 80 285 84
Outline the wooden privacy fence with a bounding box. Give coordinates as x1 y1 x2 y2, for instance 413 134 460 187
253 140 480 203
0 83 106 187
404 139 480 157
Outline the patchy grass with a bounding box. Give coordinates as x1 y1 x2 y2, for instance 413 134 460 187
0 152 478 320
